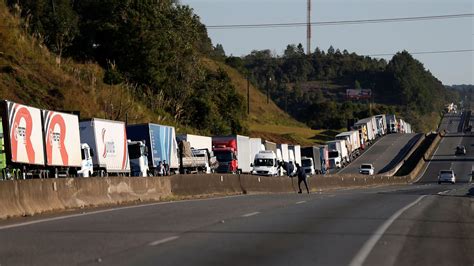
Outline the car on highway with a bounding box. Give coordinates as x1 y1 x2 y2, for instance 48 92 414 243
455 145 466 155
359 164 375 175
438 170 456 184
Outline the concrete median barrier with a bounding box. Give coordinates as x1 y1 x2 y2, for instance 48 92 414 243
0 147 439 220
169 174 242 196
0 176 173 220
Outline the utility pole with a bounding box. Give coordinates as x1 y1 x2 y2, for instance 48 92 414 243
307 0 311 56
247 76 250 114
267 77 272 104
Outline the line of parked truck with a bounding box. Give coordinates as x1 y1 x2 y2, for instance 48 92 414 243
325 114 412 170
0 100 412 180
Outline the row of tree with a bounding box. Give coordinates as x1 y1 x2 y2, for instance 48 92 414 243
226 44 458 131
9 0 246 135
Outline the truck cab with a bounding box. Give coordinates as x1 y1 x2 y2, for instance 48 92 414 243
328 149 342 169
78 143 93 177
128 140 149 177
213 138 240 174
301 157 315 176
251 151 278 176
213 147 237 173
190 148 217 174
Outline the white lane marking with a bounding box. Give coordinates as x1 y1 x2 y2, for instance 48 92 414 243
349 195 427 266
437 190 450 195
296 201 306 204
148 236 179 246
0 194 246 231
241 212 260 217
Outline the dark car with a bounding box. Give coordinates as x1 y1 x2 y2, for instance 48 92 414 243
455 145 466 155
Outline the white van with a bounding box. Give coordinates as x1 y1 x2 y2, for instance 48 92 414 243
251 151 279 176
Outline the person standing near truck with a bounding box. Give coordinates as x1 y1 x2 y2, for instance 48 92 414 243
296 163 310 194
163 160 170 176
287 161 295 177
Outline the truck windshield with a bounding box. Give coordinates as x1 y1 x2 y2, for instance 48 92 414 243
254 158 274 167
128 144 143 159
214 151 233 162
302 159 312 167
328 151 339 158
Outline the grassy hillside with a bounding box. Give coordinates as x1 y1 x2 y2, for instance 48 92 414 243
202 58 304 128
0 2 170 126
0 3 323 144
202 58 330 145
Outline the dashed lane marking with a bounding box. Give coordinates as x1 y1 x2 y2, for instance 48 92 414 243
149 236 179 246
241 212 260 217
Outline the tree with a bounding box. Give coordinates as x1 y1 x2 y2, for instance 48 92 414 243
9 0 79 64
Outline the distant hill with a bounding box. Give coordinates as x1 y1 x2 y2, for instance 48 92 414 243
226 45 459 132
446 84 474 90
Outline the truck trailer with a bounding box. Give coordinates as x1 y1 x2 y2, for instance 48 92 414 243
80 118 130 176
176 134 216 174
386 114 398 133
126 123 179 176
212 135 251 174
0 100 46 179
250 138 264 163
177 134 212 151
335 131 361 159
0 100 90 179
42 109 83 177
301 145 328 175
327 140 349 169
375 114 387 136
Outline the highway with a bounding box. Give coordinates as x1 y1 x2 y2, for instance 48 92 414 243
418 112 473 183
0 113 472 266
0 183 472 265
337 133 422 174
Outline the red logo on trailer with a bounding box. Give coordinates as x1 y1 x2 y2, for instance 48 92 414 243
102 128 107 158
46 113 69 166
10 106 35 163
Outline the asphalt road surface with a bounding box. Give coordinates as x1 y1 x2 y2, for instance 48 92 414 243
418 112 473 184
0 113 472 266
338 133 422 174
0 183 472 266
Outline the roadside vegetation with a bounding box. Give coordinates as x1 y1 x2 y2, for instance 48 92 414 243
226 44 460 132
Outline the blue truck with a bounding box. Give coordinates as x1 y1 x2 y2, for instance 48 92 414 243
126 123 179 176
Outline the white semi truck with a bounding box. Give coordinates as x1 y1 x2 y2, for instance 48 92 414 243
327 140 349 169
79 118 131 176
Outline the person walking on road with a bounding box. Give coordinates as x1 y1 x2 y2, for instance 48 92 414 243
296 163 310 194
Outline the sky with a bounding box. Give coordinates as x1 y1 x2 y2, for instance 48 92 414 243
182 0 473 85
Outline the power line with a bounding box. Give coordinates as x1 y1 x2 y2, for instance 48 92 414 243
366 49 474 57
1 48 472 68
207 13 474 29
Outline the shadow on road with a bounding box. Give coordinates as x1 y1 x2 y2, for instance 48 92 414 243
378 134 422 173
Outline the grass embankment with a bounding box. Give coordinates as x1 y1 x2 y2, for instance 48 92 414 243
1 2 324 144
395 133 436 176
0 2 168 125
